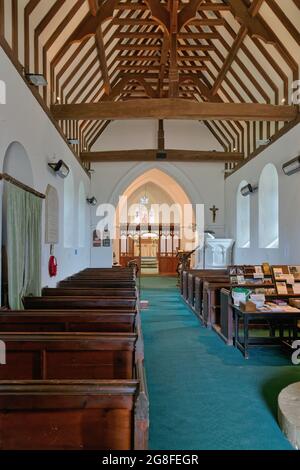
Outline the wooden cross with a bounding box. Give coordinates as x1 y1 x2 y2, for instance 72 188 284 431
210 205 219 224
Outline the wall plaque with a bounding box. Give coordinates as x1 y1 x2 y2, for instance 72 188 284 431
45 185 59 244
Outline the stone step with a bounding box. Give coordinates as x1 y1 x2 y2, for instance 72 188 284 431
278 382 300 449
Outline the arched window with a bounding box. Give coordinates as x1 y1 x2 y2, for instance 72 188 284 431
64 169 74 248
259 163 279 249
78 182 86 248
236 180 250 248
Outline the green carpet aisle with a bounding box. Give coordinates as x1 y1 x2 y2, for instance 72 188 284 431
140 276 299 450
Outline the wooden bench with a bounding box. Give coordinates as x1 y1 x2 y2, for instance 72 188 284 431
0 359 148 450
23 296 137 310
188 270 227 308
181 269 227 306
0 267 149 449
202 280 231 327
69 270 135 278
0 324 148 449
0 310 136 333
42 287 137 298
58 279 136 288
0 332 136 380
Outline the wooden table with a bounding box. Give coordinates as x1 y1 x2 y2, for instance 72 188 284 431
233 306 300 359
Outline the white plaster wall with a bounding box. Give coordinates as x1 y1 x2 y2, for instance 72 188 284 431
225 123 300 265
0 46 91 289
92 119 223 151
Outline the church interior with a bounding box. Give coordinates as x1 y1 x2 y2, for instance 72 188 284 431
0 0 300 454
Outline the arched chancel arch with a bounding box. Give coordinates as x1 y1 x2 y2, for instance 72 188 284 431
112 168 200 265
107 162 201 209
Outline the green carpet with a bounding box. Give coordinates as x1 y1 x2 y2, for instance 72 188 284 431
140 276 300 450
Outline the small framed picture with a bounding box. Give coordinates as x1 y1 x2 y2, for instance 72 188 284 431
103 238 111 248
93 230 102 247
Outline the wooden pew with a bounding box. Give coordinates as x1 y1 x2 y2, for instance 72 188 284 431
0 332 136 380
80 267 133 272
58 279 136 288
42 287 137 298
187 269 227 308
181 269 228 318
23 296 136 310
69 270 135 278
181 269 227 306
202 280 231 328
0 316 148 449
0 267 149 449
0 310 136 333
0 358 149 450
77 268 134 274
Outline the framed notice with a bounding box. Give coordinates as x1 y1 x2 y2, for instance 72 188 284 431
93 230 102 247
103 238 111 248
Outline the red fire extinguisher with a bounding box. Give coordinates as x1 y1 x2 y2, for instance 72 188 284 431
48 245 58 277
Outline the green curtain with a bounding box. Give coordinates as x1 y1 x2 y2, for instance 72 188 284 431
6 182 42 310
24 192 42 298
6 183 27 310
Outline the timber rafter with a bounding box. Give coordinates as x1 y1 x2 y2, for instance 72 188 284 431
0 0 299 162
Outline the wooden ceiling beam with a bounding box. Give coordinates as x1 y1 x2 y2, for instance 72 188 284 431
178 32 219 39
229 0 276 44
116 55 161 63
95 26 111 95
112 18 156 26
196 3 231 11
106 76 157 100
211 27 247 96
143 0 170 32
51 99 298 122
115 33 164 39
178 0 205 30
70 0 119 43
80 149 245 162
88 0 98 16
169 0 179 98
158 120 165 150
112 18 224 26
249 0 265 17
116 45 161 50
158 31 170 97
115 65 208 71
178 45 215 51
211 0 267 96
190 18 225 26
179 76 220 102
115 2 231 11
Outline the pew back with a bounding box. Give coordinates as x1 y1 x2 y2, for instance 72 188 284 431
0 332 136 380
42 288 137 298
23 297 136 310
0 380 138 450
0 310 136 333
58 279 136 288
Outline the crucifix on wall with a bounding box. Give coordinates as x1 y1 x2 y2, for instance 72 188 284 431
210 205 219 224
